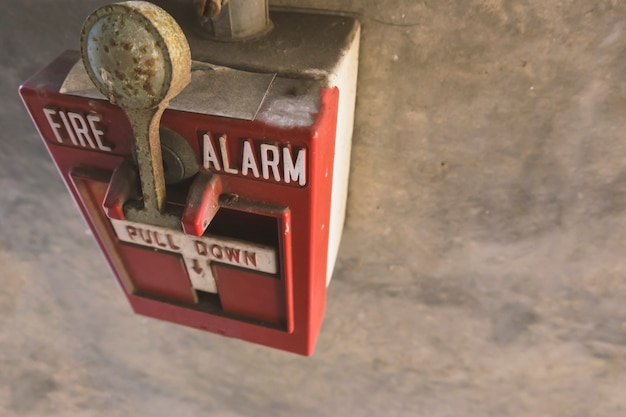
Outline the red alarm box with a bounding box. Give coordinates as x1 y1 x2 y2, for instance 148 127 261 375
20 2 359 355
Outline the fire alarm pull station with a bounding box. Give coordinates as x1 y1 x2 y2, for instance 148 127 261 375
19 0 359 355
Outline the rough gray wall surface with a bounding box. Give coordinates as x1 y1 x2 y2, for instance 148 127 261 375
2 1 626 416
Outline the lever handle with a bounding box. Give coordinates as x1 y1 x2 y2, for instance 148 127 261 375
80 1 191 218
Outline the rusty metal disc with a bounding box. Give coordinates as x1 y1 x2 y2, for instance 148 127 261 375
80 1 191 110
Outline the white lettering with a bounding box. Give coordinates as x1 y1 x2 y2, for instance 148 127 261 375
260 144 280 182
241 140 260 178
283 148 306 186
43 108 64 143
42 108 111 152
201 131 308 186
87 114 112 151
68 112 95 148
58 111 78 146
203 133 221 170
219 134 238 174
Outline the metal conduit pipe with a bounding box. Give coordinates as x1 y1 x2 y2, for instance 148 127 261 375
195 0 272 41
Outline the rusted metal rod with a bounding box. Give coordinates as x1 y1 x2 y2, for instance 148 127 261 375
81 1 191 220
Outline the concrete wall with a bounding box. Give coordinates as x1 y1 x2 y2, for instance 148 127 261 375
2 1 626 416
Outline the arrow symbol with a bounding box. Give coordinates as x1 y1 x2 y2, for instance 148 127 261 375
192 259 203 274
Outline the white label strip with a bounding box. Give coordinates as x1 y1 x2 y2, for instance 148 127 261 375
110 219 278 294
182 256 218 294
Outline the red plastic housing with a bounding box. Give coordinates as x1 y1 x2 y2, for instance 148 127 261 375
20 51 339 355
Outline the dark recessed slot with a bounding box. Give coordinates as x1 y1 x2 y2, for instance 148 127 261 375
165 175 196 206
193 290 223 314
205 208 279 247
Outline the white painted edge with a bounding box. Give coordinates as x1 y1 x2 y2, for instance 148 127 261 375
326 23 361 286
